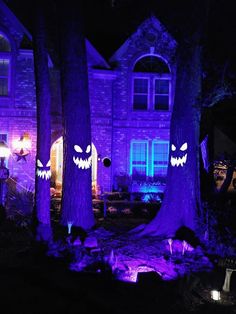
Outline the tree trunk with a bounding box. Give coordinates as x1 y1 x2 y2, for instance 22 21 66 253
33 2 52 242
139 41 202 238
60 3 94 230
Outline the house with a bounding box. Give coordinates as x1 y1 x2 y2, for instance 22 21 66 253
0 0 177 196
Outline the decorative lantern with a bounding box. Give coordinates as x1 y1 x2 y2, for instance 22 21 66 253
12 132 31 161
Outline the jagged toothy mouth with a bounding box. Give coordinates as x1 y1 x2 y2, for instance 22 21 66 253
170 154 187 167
73 155 92 169
36 169 51 180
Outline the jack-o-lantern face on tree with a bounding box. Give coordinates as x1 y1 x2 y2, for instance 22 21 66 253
170 142 188 167
36 159 51 179
73 144 92 170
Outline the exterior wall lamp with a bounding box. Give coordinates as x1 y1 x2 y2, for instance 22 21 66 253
12 132 32 161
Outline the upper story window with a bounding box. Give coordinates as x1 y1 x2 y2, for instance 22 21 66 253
0 59 10 96
132 55 171 111
0 33 11 97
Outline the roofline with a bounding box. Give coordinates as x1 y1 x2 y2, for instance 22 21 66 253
0 0 32 40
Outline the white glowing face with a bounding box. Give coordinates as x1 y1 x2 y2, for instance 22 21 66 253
36 159 51 179
73 144 92 169
170 142 188 167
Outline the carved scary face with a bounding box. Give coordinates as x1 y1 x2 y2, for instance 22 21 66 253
170 142 188 167
73 144 92 169
36 159 51 179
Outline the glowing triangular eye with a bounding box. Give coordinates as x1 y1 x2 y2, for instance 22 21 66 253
46 160 51 167
171 144 176 151
74 145 83 153
37 159 43 167
86 145 91 153
180 142 188 151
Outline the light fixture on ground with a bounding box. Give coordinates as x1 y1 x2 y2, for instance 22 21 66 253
210 290 221 301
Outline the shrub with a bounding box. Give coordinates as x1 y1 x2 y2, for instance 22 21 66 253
6 188 34 228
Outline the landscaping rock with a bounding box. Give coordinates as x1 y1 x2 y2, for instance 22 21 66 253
84 236 98 248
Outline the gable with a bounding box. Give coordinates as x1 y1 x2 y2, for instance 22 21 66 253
86 39 110 69
110 15 177 65
0 0 31 49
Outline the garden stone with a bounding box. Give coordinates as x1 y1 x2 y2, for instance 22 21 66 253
73 236 82 247
84 236 98 248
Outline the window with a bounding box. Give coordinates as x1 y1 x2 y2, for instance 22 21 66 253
154 79 169 110
0 34 11 52
132 55 171 111
130 140 169 180
130 141 148 179
133 56 169 73
133 78 148 110
0 133 8 143
152 141 169 177
0 33 11 97
0 59 9 96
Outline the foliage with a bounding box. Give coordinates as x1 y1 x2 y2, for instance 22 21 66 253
113 174 132 192
198 202 236 258
141 192 163 203
6 188 34 229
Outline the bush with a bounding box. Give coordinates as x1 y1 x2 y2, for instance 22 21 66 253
6 188 34 228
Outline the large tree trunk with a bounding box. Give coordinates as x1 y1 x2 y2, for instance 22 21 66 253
139 40 202 238
60 3 94 230
33 2 52 242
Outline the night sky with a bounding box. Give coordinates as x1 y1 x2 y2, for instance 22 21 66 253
4 0 236 59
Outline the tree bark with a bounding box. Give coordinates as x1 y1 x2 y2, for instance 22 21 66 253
60 2 95 230
33 1 52 242
138 40 202 238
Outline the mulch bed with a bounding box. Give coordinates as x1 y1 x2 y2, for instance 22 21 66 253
0 217 236 314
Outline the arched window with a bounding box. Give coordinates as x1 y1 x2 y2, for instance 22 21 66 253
132 55 171 111
133 56 170 73
0 33 11 96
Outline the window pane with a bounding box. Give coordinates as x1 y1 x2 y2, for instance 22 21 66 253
0 78 8 96
131 142 148 179
133 56 170 73
0 59 9 96
133 143 147 161
155 79 169 94
134 78 148 93
0 59 9 76
133 78 148 110
132 167 146 180
133 95 147 110
154 95 169 110
153 167 168 177
153 142 169 177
